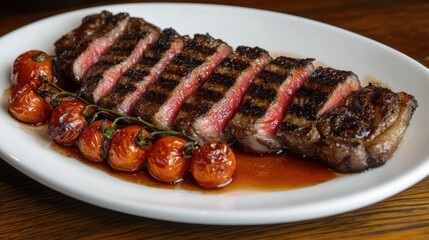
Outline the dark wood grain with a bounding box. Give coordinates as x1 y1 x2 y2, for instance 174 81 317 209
1 1 428 239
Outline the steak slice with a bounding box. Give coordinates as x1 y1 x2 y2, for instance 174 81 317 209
133 34 232 129
175 46 272 144
79 17 161 103
228 57 315 153
97 28 187 114
277 67 361 156
314 85 418 173
54 11 130 83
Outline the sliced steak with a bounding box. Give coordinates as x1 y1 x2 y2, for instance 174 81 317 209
97 28 187 114
133 34 232 128
314 85 418 173
79 17 161 103
228 57 315 153
54 11 130 83
175 46 272 144
277 67 361 156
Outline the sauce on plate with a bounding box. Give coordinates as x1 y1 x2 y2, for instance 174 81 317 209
51 142 337 193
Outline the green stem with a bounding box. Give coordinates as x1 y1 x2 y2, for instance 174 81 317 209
135 129 199 158
42 78 196 144
33 52 48 62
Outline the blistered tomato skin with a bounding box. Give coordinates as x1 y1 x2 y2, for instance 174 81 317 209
108 125 149 172
77 119 113 163
148 136 189 183
47 100 92 146
190 142 236 188
8 83 51 124
11 50 54 87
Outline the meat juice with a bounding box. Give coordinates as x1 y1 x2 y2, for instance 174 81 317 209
51 142 337 192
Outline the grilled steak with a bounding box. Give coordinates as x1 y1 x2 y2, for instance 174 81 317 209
228 57 315 153
79 17 161 103
314 85 418 172
133 34 232 129
97 28 187 114
54 11 130 83
175 46 272 143
53 11 419 173
277 67 361 156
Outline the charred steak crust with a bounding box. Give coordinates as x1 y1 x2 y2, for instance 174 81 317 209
287 67 359 120
133 33 232 128
97 28 186 114
175 46 272 144
314 85 418 172
78 17 161 103
177 46 268 119
55 11 130 83
228 56 315 153
277 67 361 156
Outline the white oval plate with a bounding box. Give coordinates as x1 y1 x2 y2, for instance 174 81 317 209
1 3 428 225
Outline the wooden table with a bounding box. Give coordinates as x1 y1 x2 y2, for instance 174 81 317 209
1 0 428 239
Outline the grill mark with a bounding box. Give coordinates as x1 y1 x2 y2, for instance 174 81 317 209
195 88 224 102
139 55 162 66
156 78 180 91
258 71 289 85
287 104 318 120
82 75 102 86
181 101 212 116
104 13 127 26
193 101 213 118
143 90 168 105
311 67 352 86
109 45 138 55
120 32 148 40
94 58 123 67
297 86 330 104
172 55 205 68
238 101 266 117
209 73 236 87
247 84 277 101
220 58 250 71
109 83 137 97
168 62 196 77
271 56 314 69
186 40 217 55
136 30 180 67
286 84 331 120
154 28 182 52
123 69 150 81
235 46 269 59
180 102 194 113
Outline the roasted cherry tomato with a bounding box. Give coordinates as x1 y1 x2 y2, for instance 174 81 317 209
47 100 92 146
190 142 236 188
8 83 51 124
77 119 113 163
147 136 189 183
11 50 54 87
108 125 149 172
